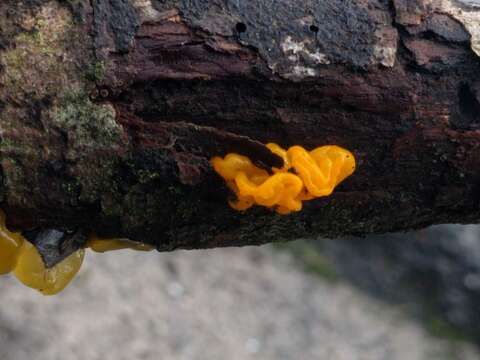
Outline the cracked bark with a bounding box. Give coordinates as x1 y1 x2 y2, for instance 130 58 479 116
1 0 480 265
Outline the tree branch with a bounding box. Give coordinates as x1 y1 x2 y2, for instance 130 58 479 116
1 0 480 264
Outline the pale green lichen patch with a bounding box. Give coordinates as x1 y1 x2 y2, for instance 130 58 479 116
50 90 128 203
0 1 125 212
52 90 124 160
0 2 86 99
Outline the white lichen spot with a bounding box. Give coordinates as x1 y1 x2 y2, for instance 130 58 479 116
292 65 317 77
372 28 398 67
281 36 331 65
281 36 306 55
309 51 330 64
280 36 329 79
131 0 164 22
373 45 397 67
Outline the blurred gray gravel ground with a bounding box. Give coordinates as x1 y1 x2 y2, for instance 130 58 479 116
0 245 477 360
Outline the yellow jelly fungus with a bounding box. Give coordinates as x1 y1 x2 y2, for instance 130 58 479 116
0 209 157 295
0 210 25 274
288 145 355 197
88 235 154 253
210 143 355 214
14 241 85 295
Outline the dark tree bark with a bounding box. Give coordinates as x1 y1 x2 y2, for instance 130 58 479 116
1 0 480 265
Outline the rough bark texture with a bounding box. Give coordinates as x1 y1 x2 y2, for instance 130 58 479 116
1 0 480 264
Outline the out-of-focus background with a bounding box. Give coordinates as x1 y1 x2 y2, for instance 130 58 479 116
1 225 480 360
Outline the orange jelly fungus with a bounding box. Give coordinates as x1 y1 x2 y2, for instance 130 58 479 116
210 143 355 214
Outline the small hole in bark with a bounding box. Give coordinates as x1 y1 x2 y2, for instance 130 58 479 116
309 25 319 33
236 22 247 33
100 88 109 98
